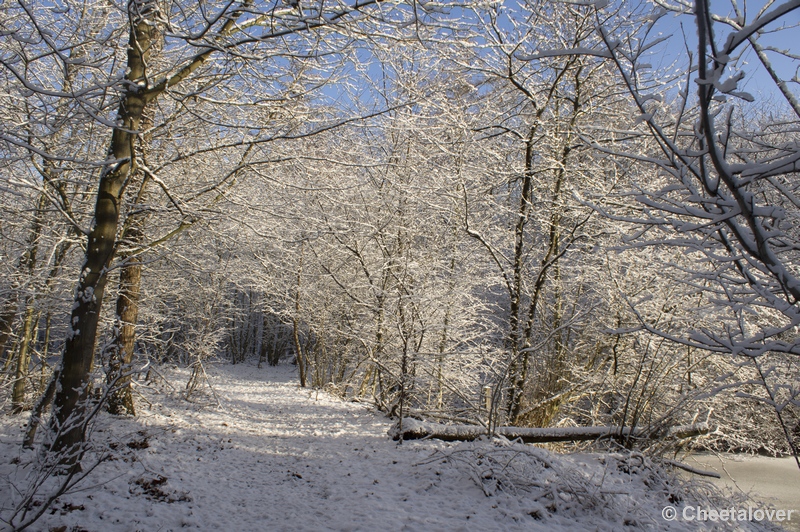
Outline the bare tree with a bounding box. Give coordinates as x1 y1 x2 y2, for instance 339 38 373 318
572 0 800 457
1 0 421 468
451 0 627 427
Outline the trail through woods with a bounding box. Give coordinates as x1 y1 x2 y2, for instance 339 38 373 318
0 363 785 531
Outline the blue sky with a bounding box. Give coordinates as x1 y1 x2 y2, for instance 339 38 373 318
647 0 799 106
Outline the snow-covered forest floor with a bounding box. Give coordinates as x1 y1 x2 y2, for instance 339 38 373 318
0 362 789 531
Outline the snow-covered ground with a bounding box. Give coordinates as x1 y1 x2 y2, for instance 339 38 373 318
684 454 800 531
0 362 788 531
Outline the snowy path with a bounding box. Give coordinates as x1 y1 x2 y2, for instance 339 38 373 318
2 363 538 531
1 362 786 531
134 363 499 532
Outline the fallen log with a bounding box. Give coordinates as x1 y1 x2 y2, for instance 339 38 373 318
389 418 711 443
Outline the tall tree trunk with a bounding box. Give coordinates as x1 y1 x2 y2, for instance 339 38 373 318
373 280 387 405
105 106 154 416
39 312 52 390
511 69 583 425
506 128 536 420
0 298 18 363
10 189 48 411
40 0 252 460
11 304 36 413
435 246 457 410
48 10 157 464
106 251 143 416
258 333 268 368
292 240 307 387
